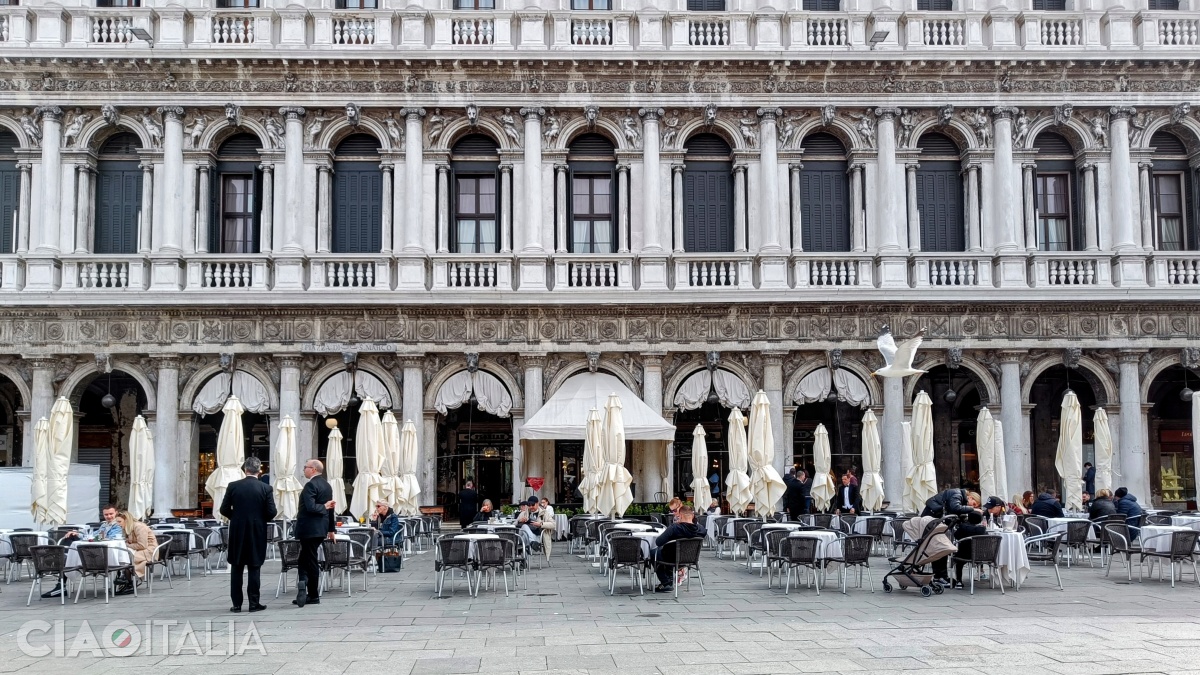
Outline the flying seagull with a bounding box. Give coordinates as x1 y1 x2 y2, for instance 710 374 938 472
872 325 927 378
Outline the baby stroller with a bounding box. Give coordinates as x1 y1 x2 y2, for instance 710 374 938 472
881 516 958 597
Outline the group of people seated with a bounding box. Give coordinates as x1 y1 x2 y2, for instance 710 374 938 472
40 503 159 598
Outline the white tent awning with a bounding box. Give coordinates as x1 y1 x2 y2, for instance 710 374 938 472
521 372 676 441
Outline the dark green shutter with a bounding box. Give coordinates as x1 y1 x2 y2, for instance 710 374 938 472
803 0 840 10
683 169 732 253
0 167 16 253
687 0 725 9
916 163 964 252
800 166 849 252
917 0 951 8
333 166 382 253
95 164 141 254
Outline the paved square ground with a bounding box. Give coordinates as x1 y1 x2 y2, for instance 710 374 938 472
0 539 1198 674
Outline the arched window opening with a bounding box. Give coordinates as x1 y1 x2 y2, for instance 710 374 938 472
916 132 964 252
1150 131 1194 251
799 133 850 252
1033 131 1080 252
95 132 143 254
683 133 733 253
567 133 616 253
451 134 500 254
333 133 382 253
212 133 263 253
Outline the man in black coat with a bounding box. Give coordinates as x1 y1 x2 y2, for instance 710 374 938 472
921 488 981 518
458 481 479 529
782 469 810 521
294 459 336 608
219 456 277 613
833 473 862 514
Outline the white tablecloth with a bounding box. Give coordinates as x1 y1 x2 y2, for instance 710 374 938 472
1046 518 1089 536
612 523 655 532
554 514 569 540
789 531 843 559
454 533 499 559
852 516 891 534
1141 525 1188 553
0 531 49 548
65 540 132 569
630 531 659 557
993 530 1029 586
1170 515 1200 531
762 523 804 531
724 518 756 536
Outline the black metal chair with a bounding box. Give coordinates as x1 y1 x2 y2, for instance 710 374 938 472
1103 523 1141 581
859 516 888 555
1063 520 1095 567
474 538 517 598
191 527 220 574
810 514 834 529
783 536 822 595
144 534 174 593
1024 532 1065 591
712 516 734 558
651 537 705 598
164 530 198 580
274 539 303 598
1023 516 1049 538
435 536 473 598
48 527 78 545
27 545 72 606
606 535 645 595
951 535 1005 595
828 534 875 594
1138 530 1200 588
495 532 530 587
763 529 793 588
319 539 360 596
73 543 136 603
7 533 41 582
744 521 766 574
567 517 589 554
1145 513 1175 526
888 517 910 555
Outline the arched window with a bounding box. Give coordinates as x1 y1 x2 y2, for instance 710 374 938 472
799 132 850 252
211 133 262 253
333 134 382 253
568 134 615 253
451 134 499 254
94 132 143 254
916 132 964 252
683 133 733 253
1033 131 1079 252
1150 131 1194 251
0 130 17 254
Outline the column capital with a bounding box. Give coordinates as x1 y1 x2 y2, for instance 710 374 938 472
379 161 394 173
156 106 185 121
905 161 920 170
850 162 865 173
150 355 183 369
519 107 545 120
139 160 155 172
399 107 426 119
616 163 631 174
671 162 684 173
553 162 567 172
278 106 306 121
1118 348 1147 363
258 162 274 173
992 106 1020 119
274 354 305 369
27 357 58 370
1081 162 1097 172
520 353 548 368
789 162 804 172
1109 106 1137 120
400 354 425 369
1022 161 1038 170
1138 160 1154 170
16 161 32 172
874 107 902 120
762 350 788 366
641 351 667 367
733 164 748 175
500 162 514 173
34 106 63 122
638 107 665 121
756 107 782 121
997 350 1025 364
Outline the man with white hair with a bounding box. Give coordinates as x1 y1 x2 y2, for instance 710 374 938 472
294 459 336 608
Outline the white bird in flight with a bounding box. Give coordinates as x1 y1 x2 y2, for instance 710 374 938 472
872 325 927 378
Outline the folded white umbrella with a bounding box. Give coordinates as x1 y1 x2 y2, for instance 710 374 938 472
350 398 387 520
580 409 604 514
1094 408 1114 494
205 395 246 522
690 425 710 506
30 418 50 525
1191 396 1199 505
596 393 634 517
907 391 938 512
273 416 303 520
44 397 74 527
976 408 998 501
810 424 836 513
993 421 1009 506
127 415 155 521
900 420 915 512
397 419 422 516
1055 390 1084 512
747 390 786 517
381 411 403 511
859 409 885 512
325 427 348 516
725 408 753 516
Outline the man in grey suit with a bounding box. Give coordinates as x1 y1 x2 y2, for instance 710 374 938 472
220 456 277 613
294 459 336 607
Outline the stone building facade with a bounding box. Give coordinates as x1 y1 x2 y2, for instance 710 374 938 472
0 0 1198 512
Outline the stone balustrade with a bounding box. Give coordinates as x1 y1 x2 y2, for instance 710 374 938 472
3 7 1196 53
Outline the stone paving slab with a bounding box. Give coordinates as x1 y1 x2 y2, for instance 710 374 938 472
0 544 1196 674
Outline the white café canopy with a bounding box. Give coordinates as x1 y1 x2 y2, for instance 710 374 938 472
522 372 676 440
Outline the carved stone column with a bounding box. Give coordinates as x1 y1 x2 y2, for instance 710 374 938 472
27 358 56 468
195 162 212 253
992 106 1020 250
279 106 305 253
16 162 32 253
258 163 273 253
502 163 516 253
315 165 331 253
520 107 545 254
757 107 783 253
400 356 425 501
850 163 865 251
764 351 787 476
998 351 1027 496
1138 161 1154 251
790 163 803 253
966 164 981 251
1109 107 1137 250
139 161 154 254
36 106 63 253
642 352 668 503
380 161 394 252
436 164 450 253
905 161 920 252
639 108 663 252
519 354 547 504
880 374 904 502
617 164 630 253
153 357 180 512
1082 163 1099 251
400 107 425 252
554 163 568 253
671 163 684 253
874 108 903 251
1021 162 1037 251
74 165 92 253
1119 350 1150 500
733 164 748 253
157 106 186 253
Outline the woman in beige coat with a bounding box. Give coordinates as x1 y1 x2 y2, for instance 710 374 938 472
116 511 158 580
